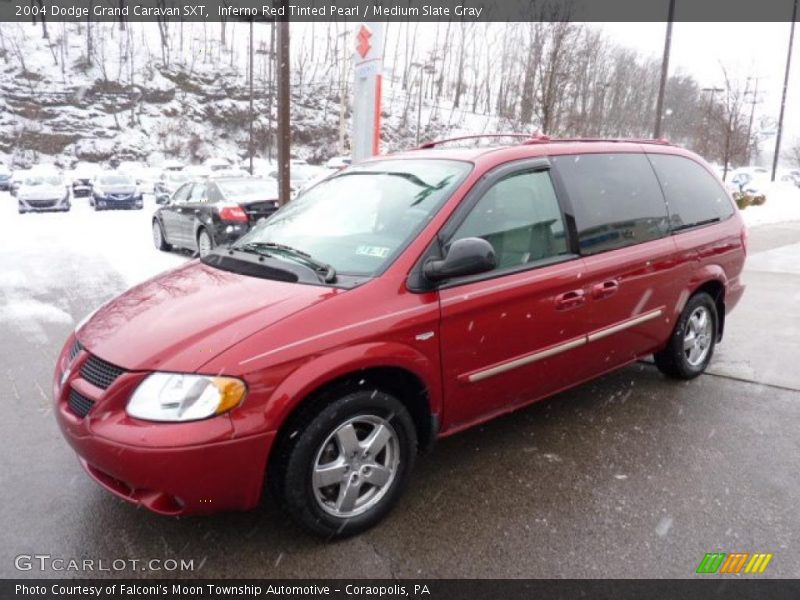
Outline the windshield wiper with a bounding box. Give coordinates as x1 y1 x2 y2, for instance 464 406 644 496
232 242 337 283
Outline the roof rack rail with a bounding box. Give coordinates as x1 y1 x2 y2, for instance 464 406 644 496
417 134 535 149
523 136 672 146
416 133 672 150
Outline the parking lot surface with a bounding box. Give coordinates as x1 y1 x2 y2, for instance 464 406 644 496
1 195 798 578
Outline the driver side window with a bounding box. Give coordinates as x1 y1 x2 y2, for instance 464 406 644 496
450 170 569 271
189 183 207 203
173 183 193 204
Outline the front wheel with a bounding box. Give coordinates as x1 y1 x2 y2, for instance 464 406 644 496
152 220 171 251
654 292 718 380
271 389 417 538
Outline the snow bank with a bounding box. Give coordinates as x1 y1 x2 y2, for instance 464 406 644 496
740 183 800 228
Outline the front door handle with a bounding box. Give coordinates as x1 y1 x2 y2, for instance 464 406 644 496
555 289 586 310
592 280 619 300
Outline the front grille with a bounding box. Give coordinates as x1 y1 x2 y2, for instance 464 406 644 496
68 339 82 363
68 388 95 418
27 199 58 207
80 354 126 389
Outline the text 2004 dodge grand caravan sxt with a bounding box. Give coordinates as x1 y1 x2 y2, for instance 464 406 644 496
54 138 746 537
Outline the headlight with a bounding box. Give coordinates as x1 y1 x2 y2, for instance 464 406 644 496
127 373 246 422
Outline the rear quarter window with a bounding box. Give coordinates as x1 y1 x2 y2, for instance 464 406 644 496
551 153 669 255
646 153 735 230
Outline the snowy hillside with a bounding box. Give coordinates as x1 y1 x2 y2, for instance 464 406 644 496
0 21 504 169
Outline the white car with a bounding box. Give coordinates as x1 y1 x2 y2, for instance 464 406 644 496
325 155 352 169
17 172 70 213
203 157 231 172
160 159 185 172
154 170 193 200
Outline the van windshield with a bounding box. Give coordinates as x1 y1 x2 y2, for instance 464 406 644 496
231 159 470 277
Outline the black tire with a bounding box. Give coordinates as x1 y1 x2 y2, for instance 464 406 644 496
269 388 417 538
152 219 172 251
197 228 214 257
654 292 718 380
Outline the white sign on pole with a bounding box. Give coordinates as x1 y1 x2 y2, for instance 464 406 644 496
351 22 384 162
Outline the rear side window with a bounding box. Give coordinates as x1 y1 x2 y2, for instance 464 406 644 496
647 154 735 230
207 184 222 203
552 153 669 255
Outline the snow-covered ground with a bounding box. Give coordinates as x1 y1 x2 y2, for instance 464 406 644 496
739 182 800 228
0 191 189 333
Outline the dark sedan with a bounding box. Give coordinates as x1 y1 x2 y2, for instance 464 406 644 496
91 172 143 210
152 177 280 256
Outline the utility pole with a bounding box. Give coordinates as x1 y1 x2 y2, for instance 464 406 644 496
701 86 723 164
772 0 798 182
267 21 275 162
276 16 291 205
745 76 761 165
653 0 676 139
248 18 254 176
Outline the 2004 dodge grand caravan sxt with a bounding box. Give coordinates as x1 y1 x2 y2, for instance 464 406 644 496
54 137 746 537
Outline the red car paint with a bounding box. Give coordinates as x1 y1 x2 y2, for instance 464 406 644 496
54 141 746 516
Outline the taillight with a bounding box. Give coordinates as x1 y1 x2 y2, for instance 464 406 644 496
741 225 749 256
219 205 248 222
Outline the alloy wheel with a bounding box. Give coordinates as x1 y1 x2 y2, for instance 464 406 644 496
684 306 713 366
311 415 400 519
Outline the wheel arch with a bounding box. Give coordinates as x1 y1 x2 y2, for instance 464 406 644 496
689 275 726 342
264 345 440 462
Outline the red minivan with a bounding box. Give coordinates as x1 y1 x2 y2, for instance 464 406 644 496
54 137 746 537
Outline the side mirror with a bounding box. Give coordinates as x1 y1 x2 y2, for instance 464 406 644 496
423 237 496 283
155 193 170 205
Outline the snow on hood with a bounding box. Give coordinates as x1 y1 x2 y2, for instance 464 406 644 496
18 184 66 200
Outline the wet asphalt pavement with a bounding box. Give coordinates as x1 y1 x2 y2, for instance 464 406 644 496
1 198 798 579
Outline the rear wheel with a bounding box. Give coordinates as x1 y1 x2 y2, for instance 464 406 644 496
654 292 718 380
152 219 171 251
270 389 417 538
197 228 213 257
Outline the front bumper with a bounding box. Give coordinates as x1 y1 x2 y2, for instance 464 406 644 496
94 194 143 209
53 339 274 516
18 196 70 211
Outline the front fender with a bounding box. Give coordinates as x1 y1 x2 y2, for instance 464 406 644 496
232 341 441 438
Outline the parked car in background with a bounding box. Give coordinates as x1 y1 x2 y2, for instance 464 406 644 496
267 164 328 196
208 167 250 179
152 177 280 256
185 165 211 181
17 172 70 213
56 138 746 537
295 167 339 196
90 172 143 210
154 170 192 201
160 159 185 172
325 155 352 169
119 162 159 195
10 169 31 196
68 162 102 198
0 164 11 191
728 167 768 193
204 157 231 172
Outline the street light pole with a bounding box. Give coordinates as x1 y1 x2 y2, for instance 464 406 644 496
276 16 291 206
654 0 676 139
771 0 798 182
248 18 254 176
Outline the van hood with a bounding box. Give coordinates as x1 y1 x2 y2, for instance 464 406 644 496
77 261 341 372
